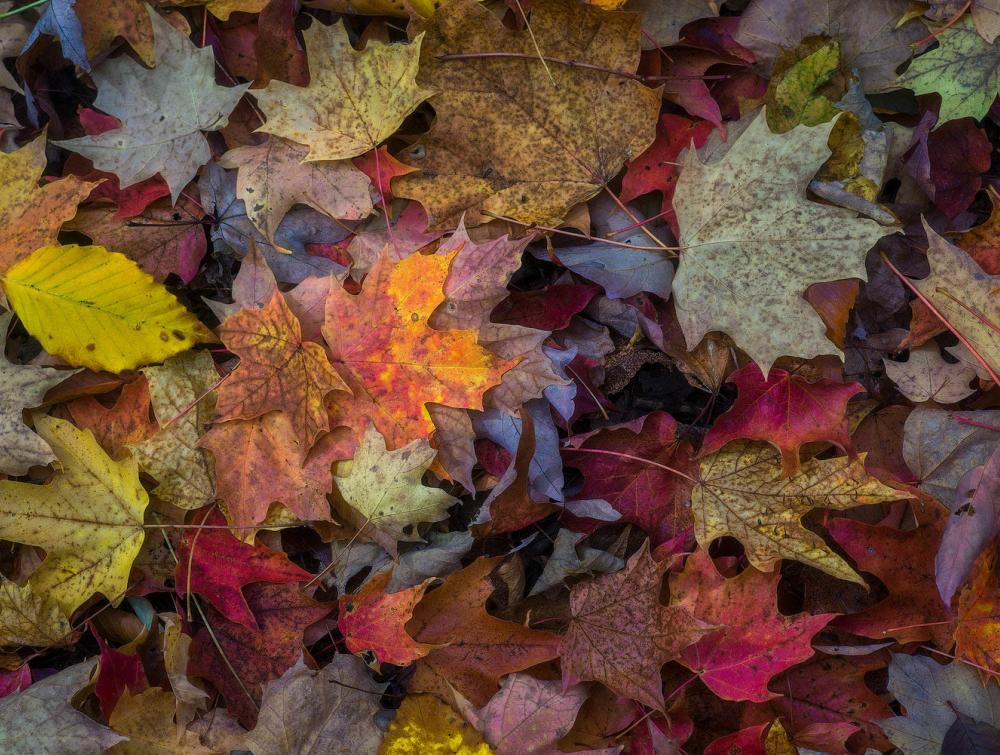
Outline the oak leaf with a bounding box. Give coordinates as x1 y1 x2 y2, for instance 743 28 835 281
0 660 125 753
0 579 71 647
0 417 148 614
218 137 373 248
332 424 457 555
245 655 385 755
0 312 76 476
201 413 348 529
672 111 889 373
560 541 712 710
217 291 348 447
393 0 660 228
699 364 863 474
54 8 249 202
406 556 561 706
338 568 436 665
669 550 834 702
0 133 96 271
188 582 332 728
254 19 432 161
898 17 1000 122
175 511 311 630
127 352 217 510
323 249 515 449
692 441 909 584
2 244 214 373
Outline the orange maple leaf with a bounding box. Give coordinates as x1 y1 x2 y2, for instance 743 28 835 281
323 250 516 448
217 291 349 446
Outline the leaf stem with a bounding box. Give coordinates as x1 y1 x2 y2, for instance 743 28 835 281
0 0 48 19
563 446 699 483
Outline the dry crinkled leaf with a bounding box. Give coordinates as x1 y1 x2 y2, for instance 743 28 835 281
160 614 209 708
911 220 1000 379
127 351 217 510
0 660 125 753
2 244 214 373
0 134 96 272
245 655 385 755
672 111 889 373
54 8 249 202
218 137 373 249
560 541 712 710
324 249 515 449
108 687 212 754
884 345 977 404
333 423 457 554
254 19 432 161
734 0 926 91
0 313 76 476
380 693 491 755
394 0 660 228
0 417 148 614
898 17 1000 122
692 441 909 584
218 291 348 447
0 579 71 647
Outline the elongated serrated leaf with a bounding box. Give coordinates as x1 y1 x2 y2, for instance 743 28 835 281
2 244 213 373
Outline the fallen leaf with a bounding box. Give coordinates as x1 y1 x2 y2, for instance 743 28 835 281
956 547 1000 678
380 693 490 755
884 344 977 404
0 580 70 647
108 687 212 754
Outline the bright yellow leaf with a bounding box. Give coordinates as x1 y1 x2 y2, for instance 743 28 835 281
254 20 433 161
0 417 149 614
380 694 492 755
1 244 214 373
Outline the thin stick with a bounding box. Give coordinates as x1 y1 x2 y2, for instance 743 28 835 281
509 0 555 86
0 0 47 19
371 146 396 253
603 185 670 251
953 416 1000 432
564 446 699 484
438 51 636 82
913 0 971 47
481 210 678 253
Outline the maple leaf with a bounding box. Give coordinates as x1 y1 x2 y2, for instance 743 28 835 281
672 110 889 373
67 379 158 455
323 249 515 449
691 441 909 584
218 137 373 248
560 541 712 710
169 0 267 20
332 423 457 555
127 352 217 510
381 694 491 755
470 674 589 755
0 661 125 752
93 632 147 721
669 550 835 702
0 580 70 647
956 547 1000 678
828 518 953 646
74 0 155 67
0 313 76 476
406 556 561 706
338 568 436 665
55 7 249 202
699 364 863 474
0 133 95 271
175 511 311 629
188 582 332 728
898 17 1000 122
884 345 977 404
201 413 348 529
393 0 660 228
254 19 432 161
245 655 385 755
562 412 696 545
108 687 212 754
762 40 840 134
2 244 214 373
0 417 148 614
217 291 348 447
909 220 1000 380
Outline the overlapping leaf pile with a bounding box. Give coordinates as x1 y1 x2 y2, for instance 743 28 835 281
0 0 999 752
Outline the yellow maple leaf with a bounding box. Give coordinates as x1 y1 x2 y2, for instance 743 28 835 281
0 134 96 272
254 20 433 161
1 244 214 373
380 694 492 755
323 249 515 448
0 417 149 614
0 580 71 647
692 441 910 584
333 424 457 555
